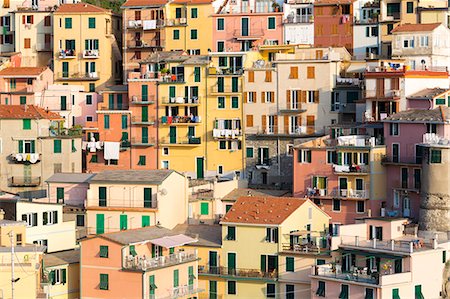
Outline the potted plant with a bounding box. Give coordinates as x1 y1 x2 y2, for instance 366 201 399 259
271 1 280 12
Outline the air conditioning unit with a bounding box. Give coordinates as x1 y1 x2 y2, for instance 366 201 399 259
180 18 187 24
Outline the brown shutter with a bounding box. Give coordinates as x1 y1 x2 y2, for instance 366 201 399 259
290 67 298 79
284 116 289 134
248 70 254 82
307 115 315 134
296 90 301 107
252 92 257 103
261 115 266 132
246 115 253 127
30 15 34 24
274 115 278 133
24 38 30 49
265 70 272 82
301 91 307 103
22 16 25 24
286 90 291 108
314 91 319 103
244 92 247 103
270 91 275 103
261 92 265 103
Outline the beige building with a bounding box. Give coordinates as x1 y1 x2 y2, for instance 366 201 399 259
0 105 82 198
86 170 188 235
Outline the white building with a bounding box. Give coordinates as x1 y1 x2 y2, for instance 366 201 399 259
392 23 450 70
353 0 380 59
283 0 314 45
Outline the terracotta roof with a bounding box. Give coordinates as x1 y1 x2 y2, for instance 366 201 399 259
0 67 47 77
383 107 450 123
314 0 354 6
221 188 289 201
221 196 307 225
0 105 62 120
172 0 212 4
391 23 441 33
55 3 110 13
122 0 167 7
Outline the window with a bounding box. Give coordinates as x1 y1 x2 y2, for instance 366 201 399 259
64 17 72 29
401 167 408 189
49 268 67 285
339 284 349 299
162 147 169 156
390 123 399 135
218 97 225 109
16 234 22 245
21 213 37 227
387 23 394 34
22 119 31 130
43 211 58 225
142 215 150 227
289 66 298 79
190 29 198 40
175 7 182 18
298 149 312 163
99 245 108 258
217 18 224 30
44 16 51 26
88 17 96 28
392 144 399 163
406 1 413 13
86 94 93 105
443 250 447 263
200 202 209 215
357 201 365 213
265 227 278 243
191 8 198 18
162 161 169 169
76 214 85 227
246 147 254 158
435 98 445 105
194 67 201 82
138 155 146 165
144 188 153 208
20 96 26 105
227 281 236 295
217 41 225 52
99 186 107 206
327 150 336 164
307 66 315 79
173 29 180 40
287 144 294 156
104 115 110 129
24 38 31 49
333 199 341 211
53 140 62 153
403 37 415 48
266 283 275 298
420 36 429 47
227 226 236 240
267 17 275 29
286 285 295 299
231 96 239 109
365 288 374 299
286 257 294 272
427 123 437 133
173 269 179 287
392 288 400 299
56 187 64 203
99 274 109 290
316 281 325 297
89 83 95 92
414 169 421 189
430 149 442 163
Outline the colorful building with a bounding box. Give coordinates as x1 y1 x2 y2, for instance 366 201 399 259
53 3 122 90
352 0 380 59
85 169 188 234
80 226 200 298
283 0 314 45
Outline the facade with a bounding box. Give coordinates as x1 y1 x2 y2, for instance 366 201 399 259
53 3 122 91
80 226 200 298
202 196 330 299
85 170 188 234
310 217 449 299
212 0 283 52
283 0 314 45
45 172 95 207
391 23 450 69
0 105 82 198
353 1 380 59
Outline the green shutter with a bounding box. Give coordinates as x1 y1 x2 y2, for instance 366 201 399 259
232 97 239 108
142 85 148 101
188 266 194 286
217 18 224 30
173 29 180 40
194 67 201 82
61 269 67 284
31 140 35 153
104 115 110 129
99 274 108 290
142 215 150 227
443 250 447 263
210 280 217 298
173 269 179 287
169 86 176 98
18 140 23 153
142 127 148 143
191 8 198 18
286 257 294 272
144 188 152 208
120 214 128 230
56 187 64 201
392 288 400 299
88 17 96 28
141 106 148 122
129 245 137 256
149 275 156 295
65 18 72 29
200 202 209 215
23 119 31 130
261 255 266 272
54 140 62 153
94 39 99 50
50 270 55 285
232 77 238 92
99 187 107 206
337 152 342 165
60 96 67 110
96 214 104 234
19 96 26 105
108 94 114 109
121 115 128 129
99 245 108 258
268 17 275 29
71 139 76 152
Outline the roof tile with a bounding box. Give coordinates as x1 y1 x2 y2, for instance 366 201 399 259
0 67 47 77
391 23 441 33
0 105 62 120
55 3 110 13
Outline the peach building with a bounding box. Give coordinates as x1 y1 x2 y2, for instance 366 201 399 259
80 226 201 299
310 217 449 299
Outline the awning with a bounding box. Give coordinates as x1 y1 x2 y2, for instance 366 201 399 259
149 234 197 248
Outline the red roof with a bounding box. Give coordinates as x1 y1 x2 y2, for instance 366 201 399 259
55 3 110 13
172 0 212 4
0 67 47 77
391 23 441 33
122 0 167 7
221 196 307 225
0 105 62 120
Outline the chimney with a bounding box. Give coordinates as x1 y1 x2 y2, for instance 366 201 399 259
0 209 4 220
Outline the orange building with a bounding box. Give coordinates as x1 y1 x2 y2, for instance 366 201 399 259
314 0 354 53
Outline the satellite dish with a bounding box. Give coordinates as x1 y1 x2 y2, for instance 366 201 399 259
159 188 168 196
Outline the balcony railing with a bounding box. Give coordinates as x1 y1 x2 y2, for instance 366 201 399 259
126 19 164 29
282 243 327 254
87 198 157 209
9 176 41 187
210 85 242 93
131 116 156 125
212 128 242 139
207 67 243 76
333 164 370 174
131 95 155 104
57 72 100 81
165 18 188 26
381 155 421 165
83 50 99 58
340 235 437 253
160 75 185 83
11 153 41 164
284 15 314 23
365 89 400 98
198 265 277 280
123 250 197 271
160 136 201 145
49 127 83 137
58 49 76 58
130 137 156 146
329 188 369 199
233 28 264 39
128 39 162 49
161 96 200 105
162 285 202 299
336 77 361 86
160 115 201 124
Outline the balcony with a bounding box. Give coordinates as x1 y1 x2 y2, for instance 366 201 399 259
364 89 400 99
126 19 164 29
58 49 76 59
130 95 155 104
207 67 243 76
282 243 328 255
339 235 437 253
159 136 202 146
131 137 156 146
333 164 370 174
57 72 100 81
131 116 156 125
278 104 307 114
159 74 185 84
327 188 369 199
127 39 162 49
210 85 242 94
11 153 41 164
83 50 99 58
198 266 277 280
9 176 41 187
382 12 400 22
233 29 264 40
87 197 157 209
164 18 188 26
161 96 200 105
256 159 271 169
49 127 83 137
123 250 197 271
212 128 242 139
160 115 201 125
163 285 202 299
284 15 314 24
336 77 361 86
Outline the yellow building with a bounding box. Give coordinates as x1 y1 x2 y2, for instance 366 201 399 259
207 196 330 298
42 249 80 299
53 3 122 91
163 0 213 54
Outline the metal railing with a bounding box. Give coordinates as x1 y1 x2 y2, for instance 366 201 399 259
9 176 41 187
159 75 185 83
126 19 164 29
381 155 421 165
49 127 83 137
233 28 264 37
161 96 200 105
282 243 326 254
284 15 314 23
212 128 242 138
210 85 242 93
130 137 156 146
57 72 100 80
127 39 162 49
123 250 197 271
160 116 201 124
160 136 201 145
87 198 157 208
207 67 243 76
333 164 370 173
130 95 156 104
83 50 99 58
365 89 400 98
198 265 277 279
58 50 76 58
329 188 369 199
131 116 156 124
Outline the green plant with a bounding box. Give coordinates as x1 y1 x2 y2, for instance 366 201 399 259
160 68 170 74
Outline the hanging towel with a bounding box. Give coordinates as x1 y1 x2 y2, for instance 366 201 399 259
88 142 96 152
103 142 120 160
82 142 88 150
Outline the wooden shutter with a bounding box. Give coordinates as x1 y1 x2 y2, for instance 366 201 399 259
246 115 253 127
307 115 315 134
286 90 291 108
301 90 307 103
30 15 34 24
24 38 30 49
314 90 320 103
265 70 272 82
244 92 247 103
252 92 257 103
22 16 25 24
284 116 289 133
290 67 298 79
307 66 315 79
296 90 301 107
261 92 265 103
261 115 266 132
274 115 278 133
270 91 275 103
248 70 254 82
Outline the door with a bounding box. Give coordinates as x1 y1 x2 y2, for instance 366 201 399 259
141 85 148 101
62 62 69 78
141 106 148 122
241 17 249 36
375 226 383 240
339 177 348 197
196 157 204 179
169 126 176 144
262 172 268 184
96 214 104 234
267 255 278 273
209 251 218 273
23 164 32 184
227 252 236 274
141 127 148 144
120 214 127 230
403 197 411 217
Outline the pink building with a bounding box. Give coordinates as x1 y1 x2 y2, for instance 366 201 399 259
45 173 96 207
0 67 53 105
310 217 448 299
381 106 450 221
212 0 283 52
